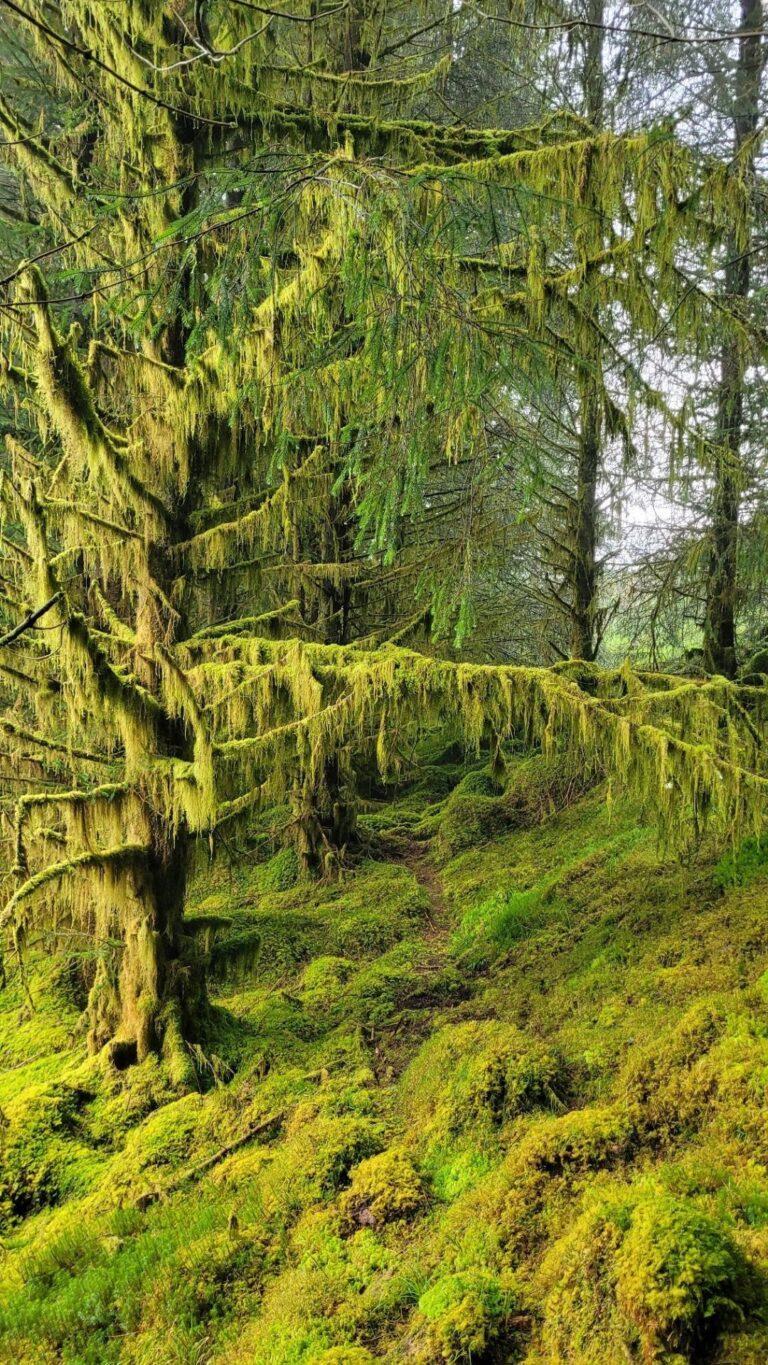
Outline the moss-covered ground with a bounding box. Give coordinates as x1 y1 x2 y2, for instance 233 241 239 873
2 750 768 1362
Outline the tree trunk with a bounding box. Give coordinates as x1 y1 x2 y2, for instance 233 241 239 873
568 0 604 663
570 382 601 660
703 0 763 677
86 832 192 1065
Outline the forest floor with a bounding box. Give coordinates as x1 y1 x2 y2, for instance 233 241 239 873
2 746 768 1363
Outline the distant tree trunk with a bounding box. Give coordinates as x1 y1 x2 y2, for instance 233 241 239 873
569 0 605 662
704 0 763 677
570 382 601 660
294 27 368 874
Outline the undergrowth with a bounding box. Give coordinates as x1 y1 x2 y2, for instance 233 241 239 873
2 746 768 1362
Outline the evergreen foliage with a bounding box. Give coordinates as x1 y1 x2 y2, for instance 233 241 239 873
0 4 765 1069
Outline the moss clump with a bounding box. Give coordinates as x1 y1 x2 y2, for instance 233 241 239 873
313 1351 377 1364
0 1083 96 1225
339 1148 427 1229
539 1195 628 1361
115 1092 204 1196
300 956 355 1020
262 1106 385 1216
417 1269 520 1362
325 862 426 956
539 1186 752 1362
616 1194 749 1357
452 767 501 798
714 836 768 889
433 753 592 858
740 646 768 681
516 1103 637 1176
620 1000 729 1135
260 845 299 892
434 792 511 857
346 943 424 1028
452 884 570 968
137 1224 267 1333
403 1020 568 1141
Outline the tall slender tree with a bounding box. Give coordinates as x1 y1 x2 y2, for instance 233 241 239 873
703 0 764 675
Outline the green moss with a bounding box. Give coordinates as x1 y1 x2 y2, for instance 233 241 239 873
261 1108 385 1217
434 791 510 857
5 777 768 1361
404 1020 568 1140
539 1185 752 1362
453 767 501 798
300 956 355 1019
339 1148 427 1229
417 1269 520 1362
0 1083 100 1226
615 1193 749 1356
452 884 570 967
432 753 593 858
714 836 768 889
260 845 299 892
312 1351 376 1364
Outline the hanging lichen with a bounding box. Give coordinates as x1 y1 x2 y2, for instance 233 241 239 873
0 0 761 1062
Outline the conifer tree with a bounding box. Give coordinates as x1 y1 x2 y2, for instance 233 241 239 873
0 0 766 1064
703 0 764 676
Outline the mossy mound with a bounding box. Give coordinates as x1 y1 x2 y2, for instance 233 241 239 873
403 1019 568 1140
416 1268 521 1362
339 1148 427 1229
0 1082 98 1226
430 752 594 857
4 761 768 1362
539 1184 753 1362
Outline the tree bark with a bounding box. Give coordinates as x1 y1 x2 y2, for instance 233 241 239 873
570 382 601 660
569 0 604 663
704 0 763 677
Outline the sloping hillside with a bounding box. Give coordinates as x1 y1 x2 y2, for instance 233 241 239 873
2 753 768 1363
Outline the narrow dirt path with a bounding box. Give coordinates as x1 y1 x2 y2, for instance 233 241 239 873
368 840 460 1083
400 841 451 943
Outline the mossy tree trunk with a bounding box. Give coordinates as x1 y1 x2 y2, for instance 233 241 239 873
703 0 763 678
0 0 764 1062
570 381 602 662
